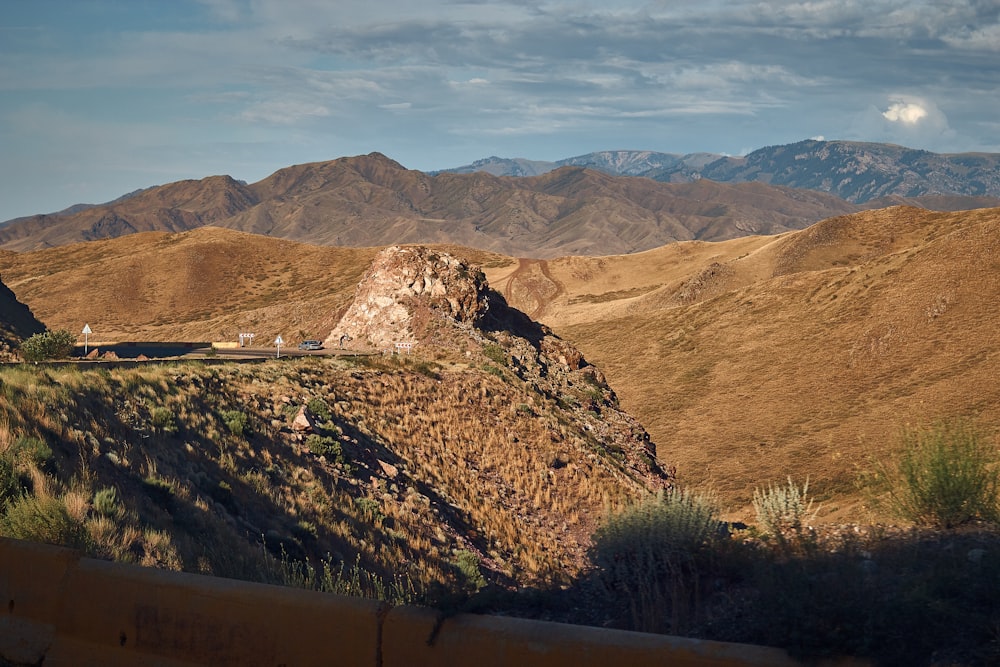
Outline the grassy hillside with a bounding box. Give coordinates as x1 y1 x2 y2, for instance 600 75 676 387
0 355 651 592
487 206 1000 518
4 206 998 519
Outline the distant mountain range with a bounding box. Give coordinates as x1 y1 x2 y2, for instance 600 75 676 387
438 140 1000 204
1 140 998 257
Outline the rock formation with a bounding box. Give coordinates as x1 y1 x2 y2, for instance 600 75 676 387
324 245 490 352
325 245 673 487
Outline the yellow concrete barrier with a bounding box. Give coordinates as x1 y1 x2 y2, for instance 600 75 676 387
382 605 811 667
1 538 384 666
0 538 866 666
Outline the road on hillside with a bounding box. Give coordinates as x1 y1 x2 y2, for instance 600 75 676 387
71 343 369 361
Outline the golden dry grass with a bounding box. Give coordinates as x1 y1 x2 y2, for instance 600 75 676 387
0 357 647 588
3 206 998 523
487 206 1000 520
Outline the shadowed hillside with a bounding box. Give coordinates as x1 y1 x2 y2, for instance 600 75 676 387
0 269 45 360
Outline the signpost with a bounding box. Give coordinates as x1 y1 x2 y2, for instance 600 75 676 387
82 324 92 356
274 335 284 358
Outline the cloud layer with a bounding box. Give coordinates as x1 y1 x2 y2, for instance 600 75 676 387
1 0 998 219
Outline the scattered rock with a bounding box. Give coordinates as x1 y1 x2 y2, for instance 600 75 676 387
291 406 316 433
377 459 399 479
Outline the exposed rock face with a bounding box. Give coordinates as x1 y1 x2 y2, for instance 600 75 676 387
325 245 673 488
324 245 490 351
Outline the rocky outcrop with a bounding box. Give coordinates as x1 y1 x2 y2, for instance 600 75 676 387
324 245 490 351
325 245 673 488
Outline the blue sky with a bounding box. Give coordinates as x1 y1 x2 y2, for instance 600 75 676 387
2 0 999 221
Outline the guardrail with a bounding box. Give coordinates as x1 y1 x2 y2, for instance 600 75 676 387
0 538 866 666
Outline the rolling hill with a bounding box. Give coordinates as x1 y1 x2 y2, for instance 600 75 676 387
488 205 1000 517
3 206 998 520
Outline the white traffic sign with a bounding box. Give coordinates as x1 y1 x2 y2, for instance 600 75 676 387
274 335 284 358
82 324 92 355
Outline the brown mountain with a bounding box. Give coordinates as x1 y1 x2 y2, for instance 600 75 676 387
3 206 998 520
0 153 859 257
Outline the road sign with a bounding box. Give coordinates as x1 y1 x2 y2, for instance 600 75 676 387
82 324 92 355
274 335 284 358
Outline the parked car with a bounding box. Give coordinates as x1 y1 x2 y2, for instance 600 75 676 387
298 340 323 350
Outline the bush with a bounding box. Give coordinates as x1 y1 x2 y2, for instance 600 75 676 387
306 397 331 422
305 434 345 464
753 476 817 540
886 420 999 528
1 495 89 549
589 488 720 633
151 407 177 433
19 330 76 362
483 343 507 365
0 456 22 507
221 410 250 438
453 549 487 592
92 486 120 517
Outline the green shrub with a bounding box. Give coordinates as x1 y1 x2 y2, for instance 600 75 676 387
305 434 345 464
1 495 89 549
151 406 177 433
13 435 54 470
483 343 507 365
885 420 999 528
354 497 384 524
0 456 22 506
589 488 720 633
221 410 250 438
92 486 120 517
753 476 817 539
19 330 76 362
306 397 331 422
453 549 487 592
291 520 318 543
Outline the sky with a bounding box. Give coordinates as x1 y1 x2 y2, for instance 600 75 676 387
2 0 999 222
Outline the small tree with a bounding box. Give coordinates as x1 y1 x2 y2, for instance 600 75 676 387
19 330 76 361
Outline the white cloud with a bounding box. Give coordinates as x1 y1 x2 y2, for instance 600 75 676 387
848 97 956 151
882 101 927 125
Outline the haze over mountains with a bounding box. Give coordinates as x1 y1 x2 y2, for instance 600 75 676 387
2 140 998 258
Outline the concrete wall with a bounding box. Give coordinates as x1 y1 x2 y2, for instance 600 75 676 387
0 538 862 666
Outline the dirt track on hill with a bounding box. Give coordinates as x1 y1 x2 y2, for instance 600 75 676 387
499 259 565 319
